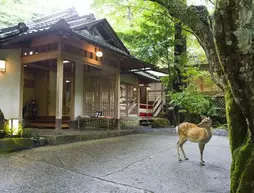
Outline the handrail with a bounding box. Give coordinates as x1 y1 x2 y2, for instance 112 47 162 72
128 102 137 114
153 96 161 106
153 96 162 117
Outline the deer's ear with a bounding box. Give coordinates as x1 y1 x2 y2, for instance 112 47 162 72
200 115 207 119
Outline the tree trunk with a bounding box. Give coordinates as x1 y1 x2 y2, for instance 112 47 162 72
230 140 254 193
225 87 254 192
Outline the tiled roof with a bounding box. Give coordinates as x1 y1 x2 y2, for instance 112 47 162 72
0 7 129 54
0 8 156 73
72 30 128 55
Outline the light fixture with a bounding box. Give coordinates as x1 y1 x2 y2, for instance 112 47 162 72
24 52 27 56
66 80 70 83
24 65 27 67
0 60 6 73
8 118 19 135
29 51 33 55
133 88 137 91
63 60 70 64
96 51 103 58
146 86 151 91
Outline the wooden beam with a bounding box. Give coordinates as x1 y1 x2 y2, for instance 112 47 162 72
84 70 114 77
62 51 120 73
62 51 100 67
63 37 97 53
21 51 58 64
26 63 51 71
63 36 123 65
30 33 60 47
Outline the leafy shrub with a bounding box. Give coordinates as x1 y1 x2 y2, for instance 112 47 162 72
214 124 228 130
168 85 217 117
4 123 23 138
151 118 170 128
120 120 139 129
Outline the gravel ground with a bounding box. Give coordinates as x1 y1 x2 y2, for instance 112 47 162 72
136 127 228 136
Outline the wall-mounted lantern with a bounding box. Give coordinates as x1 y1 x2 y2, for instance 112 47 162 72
96 51 103 58
0 60 6 73
8 118 20 135
63 60 70 64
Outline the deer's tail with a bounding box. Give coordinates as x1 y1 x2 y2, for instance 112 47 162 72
175 125 179 134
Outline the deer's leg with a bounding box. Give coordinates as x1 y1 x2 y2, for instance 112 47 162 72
180 139 188 160
177 140 182 162
198 143 206 166
177 138 187 162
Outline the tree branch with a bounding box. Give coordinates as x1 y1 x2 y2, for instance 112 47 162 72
109 3 197 36
208 0 215 5
149 0 226 90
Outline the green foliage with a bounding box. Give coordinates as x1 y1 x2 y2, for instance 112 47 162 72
4 123 23 138
0 0 59 28
120 120 139 128
186 35 207 65
92 0 175 68
168 85 217 116
151 118 170 128
92 0 208 68
215 124 228 130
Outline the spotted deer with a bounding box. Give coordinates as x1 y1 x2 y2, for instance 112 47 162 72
176 117 212 166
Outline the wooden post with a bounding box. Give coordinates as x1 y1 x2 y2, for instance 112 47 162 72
19 63 24 122
137 85 140 118
70 62 75 121
108 85 111 117
55 40 64 130
126 85 129 117
146 85 148 120
114 72 120 129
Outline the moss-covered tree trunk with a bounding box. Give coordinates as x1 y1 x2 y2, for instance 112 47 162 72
225 87 254 192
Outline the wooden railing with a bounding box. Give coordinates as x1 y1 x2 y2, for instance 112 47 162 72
153 96 163 117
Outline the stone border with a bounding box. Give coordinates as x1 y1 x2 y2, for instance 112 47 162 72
0 138 33 153
136 127 228 136
0 137 46 153
43 130 139 145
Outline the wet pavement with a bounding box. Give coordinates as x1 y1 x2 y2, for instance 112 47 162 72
0 133 231 193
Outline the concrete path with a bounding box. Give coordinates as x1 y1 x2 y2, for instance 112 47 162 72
0 133 231 193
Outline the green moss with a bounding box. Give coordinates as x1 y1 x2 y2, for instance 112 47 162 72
230 140 254 193
225 87 248 153
0 138 33 152
151 118 170 128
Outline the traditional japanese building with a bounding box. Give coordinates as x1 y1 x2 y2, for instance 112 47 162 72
0 8 166 129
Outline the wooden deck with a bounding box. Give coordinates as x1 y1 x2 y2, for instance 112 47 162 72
24 116 70 129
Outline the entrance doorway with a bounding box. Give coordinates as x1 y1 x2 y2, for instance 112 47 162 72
22 59 74 127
